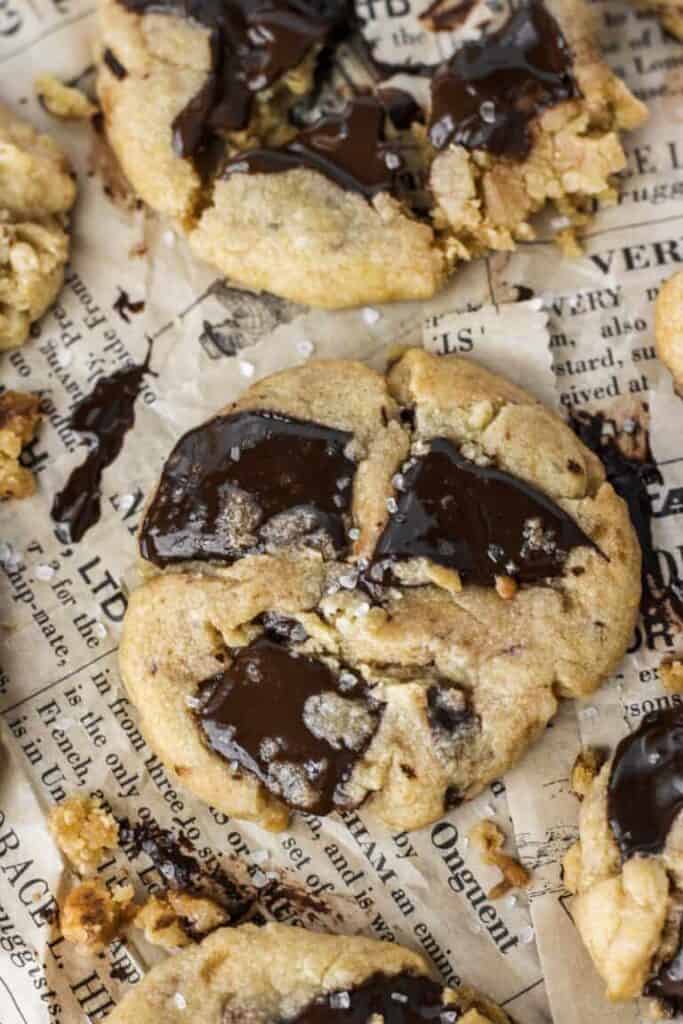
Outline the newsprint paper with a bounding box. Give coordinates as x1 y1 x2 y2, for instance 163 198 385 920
1 2 683 1023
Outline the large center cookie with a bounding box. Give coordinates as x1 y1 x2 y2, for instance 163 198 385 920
96 0 646 308
120 350 640 832
104 922 513 1024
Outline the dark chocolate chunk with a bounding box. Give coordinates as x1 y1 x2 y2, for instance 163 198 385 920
427 683 471 733
645 931 683 1014
428 0 578 157
117 0 352 158
103 47 128 79
196 637 382 813
51 350 152 544
221 96 404 200
379 87 425 130
371 437 596 587
139 410 355 567
607 705 683 860
286 972 453 1024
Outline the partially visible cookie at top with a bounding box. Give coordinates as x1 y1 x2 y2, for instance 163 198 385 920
0 390 41 499
0 102 76 349
656 270 683 394
104 922 512 1024
564 706 683 1015
95 0 646 308
119 350 641 833
629 0 683 39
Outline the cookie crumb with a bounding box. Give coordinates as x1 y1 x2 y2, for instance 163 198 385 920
134 891 229 949
469 820 530 900
0 391 41 499
494 575 517 600
570 748 606 800
35 74 96 120
60 879 135 952
660 657 683 694
49 794 119 874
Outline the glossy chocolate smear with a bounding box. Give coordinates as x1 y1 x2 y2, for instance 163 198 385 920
118 0 350 157
221 96 403 199
607 705 683 860
372 437 595 586
287 972 452 1024
196 637 381 813
139 411 355 567
429 0 578 156
52 351 152 544
645 933 683 1014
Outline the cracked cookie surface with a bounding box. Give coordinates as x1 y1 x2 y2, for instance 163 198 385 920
96 0 646 308
105 922 512 1024
119 350 640 832
0 103 76 348
565 706 683 1015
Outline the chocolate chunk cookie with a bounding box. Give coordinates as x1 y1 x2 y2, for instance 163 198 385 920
104 922 512 1024
0 102 76 349
119 351 640 832
565 704 683 1013
96 0 646 308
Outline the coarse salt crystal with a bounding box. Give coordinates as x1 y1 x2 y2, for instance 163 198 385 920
93 621 107 639
330 993 351 1009
362 307 381 326
239 360 255 379
119 493 136 513
56 347 73 368
252 849 270 865
296 339 315 358
34 563 55 581
163 230 176 247
174 992 187 1010
519 925 535 944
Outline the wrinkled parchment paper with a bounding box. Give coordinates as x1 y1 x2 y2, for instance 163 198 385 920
1 2 683 1022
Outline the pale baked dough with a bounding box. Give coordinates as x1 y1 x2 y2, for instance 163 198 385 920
0 102 75 348
120 351 641 833
104 923 511 1024
655 270 683 394
96 0 646 308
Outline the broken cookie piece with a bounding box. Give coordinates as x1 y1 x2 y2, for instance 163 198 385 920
60 878 135 953
134 891 229 949
0 390 41 499
570 748 606 800
0 102 76 348
96 0 646 308
469 820 531 899
49 794 119 874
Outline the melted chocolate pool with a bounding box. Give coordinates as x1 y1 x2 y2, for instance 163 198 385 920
139 411 355 567
118 0 351 157
221 96 404 200
429 0 578 156
286 973 453 1024
372 437 596 586
196 637 381 813
607 705 683 860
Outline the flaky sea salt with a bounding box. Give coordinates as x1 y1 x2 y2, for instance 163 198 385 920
239 360 255 379
519 926 535 944
34 563 55 581
56 347 73 368
362 307 381 326
330 993 351 1009
296 339 315 358
174 992 187 1010
163 230 176 247
93 621 107 639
